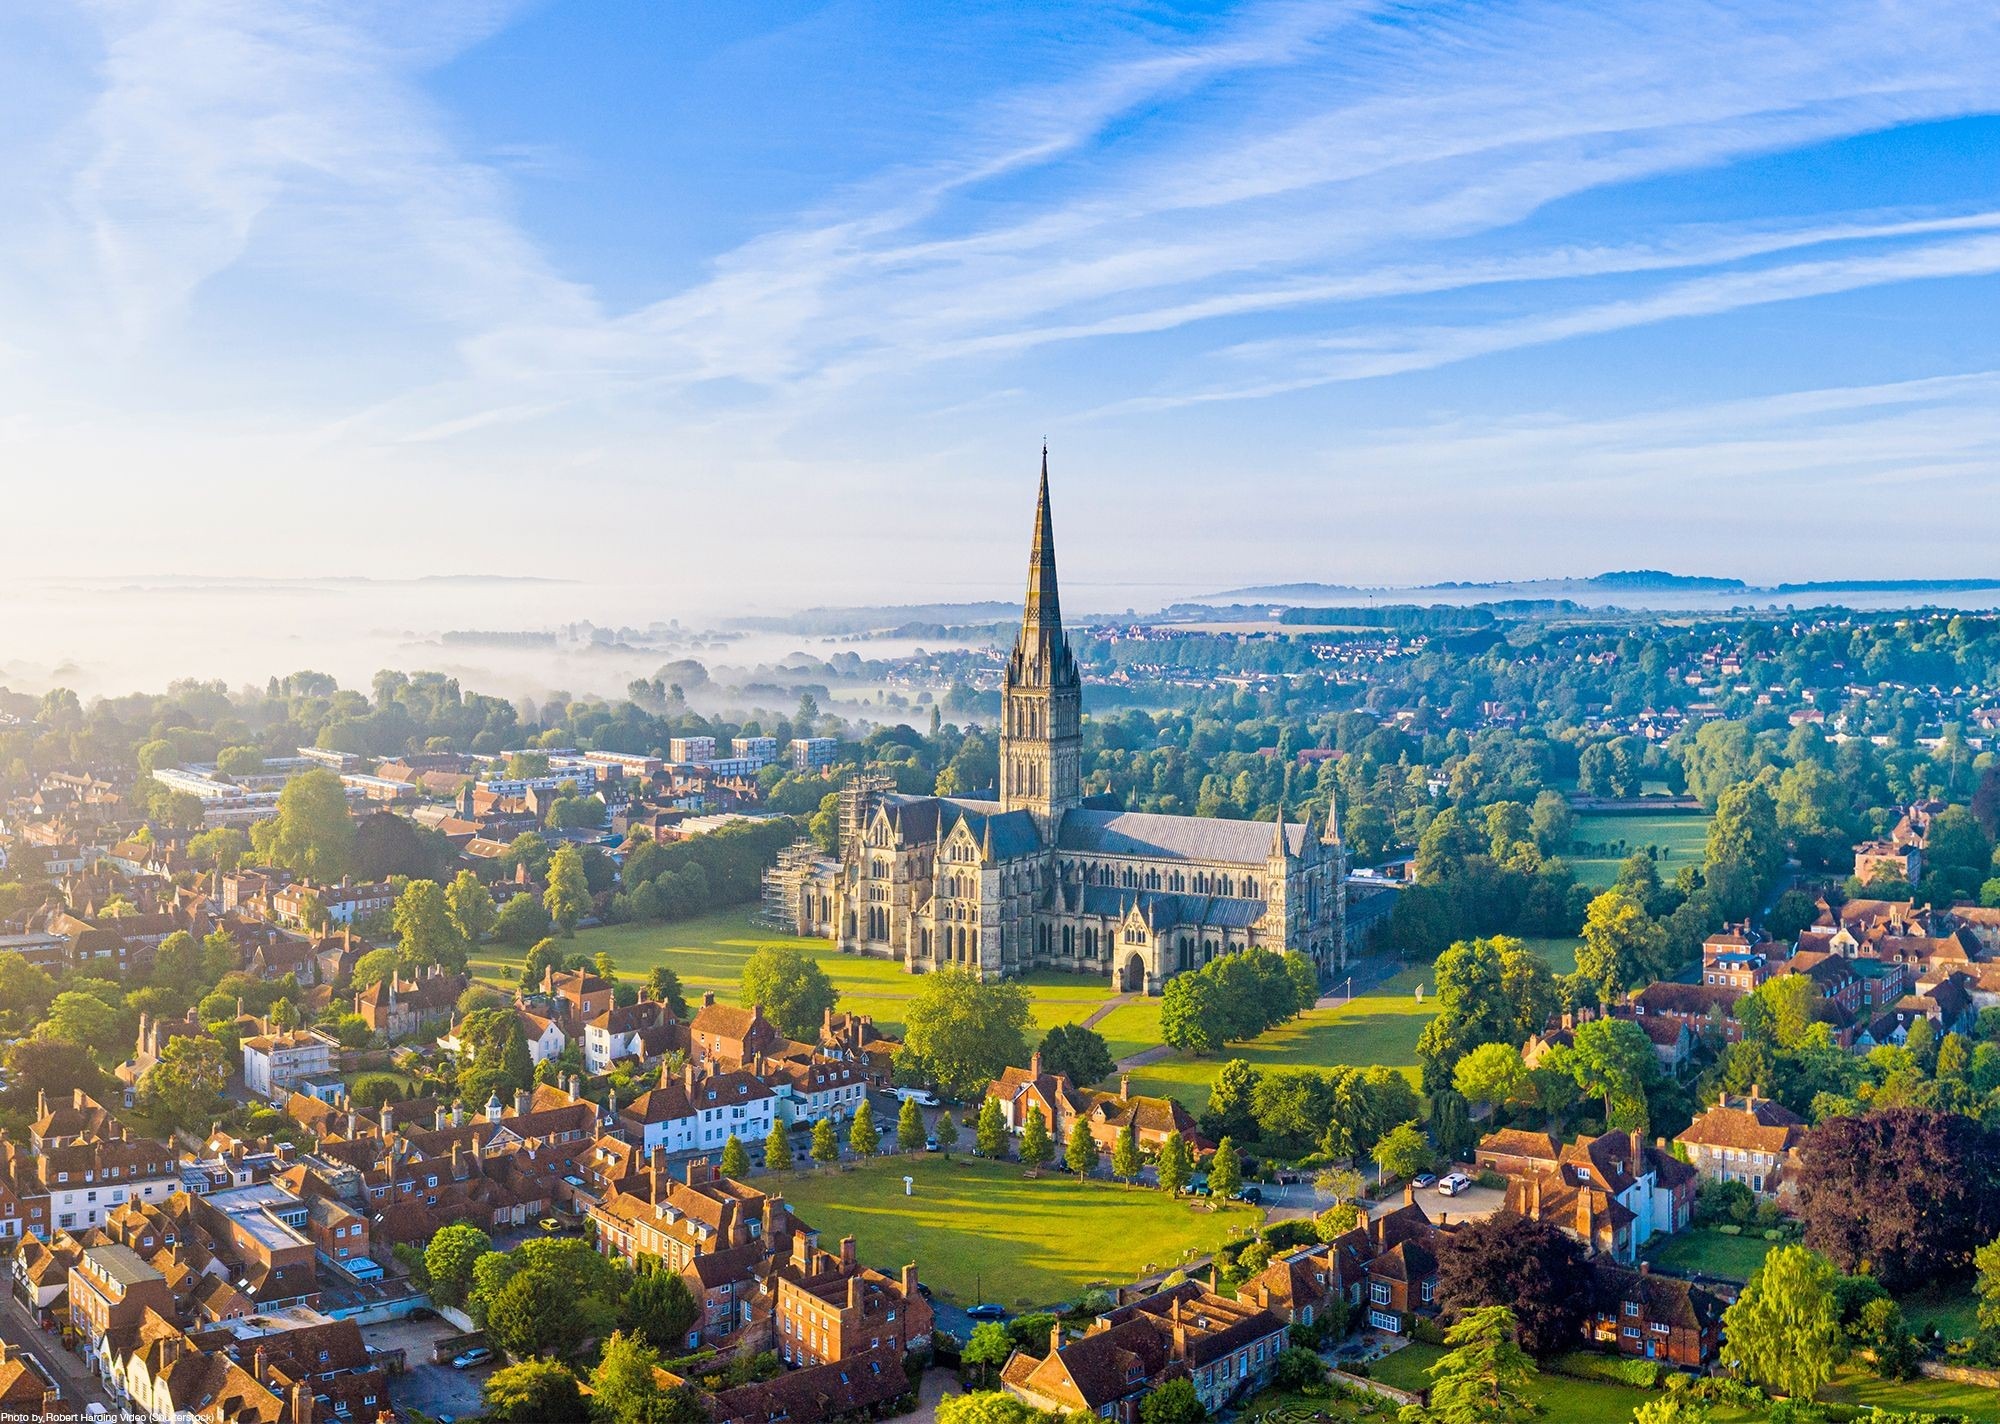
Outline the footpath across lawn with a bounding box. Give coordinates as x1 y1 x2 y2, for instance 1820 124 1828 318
765 1154 1256 1310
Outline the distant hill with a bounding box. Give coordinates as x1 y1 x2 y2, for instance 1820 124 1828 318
1587 570 1746 590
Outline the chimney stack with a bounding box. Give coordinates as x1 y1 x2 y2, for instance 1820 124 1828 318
380 1102 394 1136
1403 1181 1415 1207
840 1236 857 1269
902 1263 919 1301
515 1088 532 1118
435 1105 447 1132
847 1273 863 1311
1119 1074 1132 1100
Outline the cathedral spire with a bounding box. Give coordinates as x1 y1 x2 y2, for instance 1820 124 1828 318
1024 443 1062 639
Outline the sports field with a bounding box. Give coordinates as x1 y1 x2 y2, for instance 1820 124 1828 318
1567 810 1712 889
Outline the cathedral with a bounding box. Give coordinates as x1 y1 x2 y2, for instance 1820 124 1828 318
772 455 1345 994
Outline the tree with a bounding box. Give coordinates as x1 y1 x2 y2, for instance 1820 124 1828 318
1159 972 1224 1055
138 1036 229 1133
936 1394 1051 1424
1857 1295 1918 1380
1372 1121 1432 1183
4 1037 111 1113
1452 1041 1534 1112
624 1263 700 1351
1415 936 1557 1093
897 969 1032 1100
446 870 497 945
1975 1232 2000 1336
592 1331 707 1424
492 892 553 946
1576 888 1670 1001
1019 1104 1053 1170
1632 1399 1711 1424
741 945 840 1040
962 1322 1013 1384
1434 1210 1592 1357
543 845 590 935
1720 1245 1842 1402
252 770 354 881
424 1224 493 1310
1208 1136 1242 1198
934 1103 961 1153
1796 1107 2000 1291
1424 1306 1538 1424
40 990 125 1061
1112 1118 1143 1184
394 878 466 972
1529 790 1573 855
187 826 250 873
1155 1130 1191 1195
811 1117 840 1167
1567 1017 1660 1133
483 1361 591 1424
897 1096 926 1153
976 1096 1008 1159
848 1100 880 1158
0 953 55 1035
647 965 690 1019
1035 1023 1115 1086
765 1123 793 1171
1314 1203 1363 1241
720 1134 752 1178
1065 1117 1098 1175
1139 1378 1206 1424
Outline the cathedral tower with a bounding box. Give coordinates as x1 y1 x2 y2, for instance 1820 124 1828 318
1001 448 1083 836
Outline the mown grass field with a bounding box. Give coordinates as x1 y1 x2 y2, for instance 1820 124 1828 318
1115 966 1437 1107
1366 1346 1727 1423
766 1155 1255 1307
1517 935 1582 975
469 909 1132 1039
1568 810 1712 889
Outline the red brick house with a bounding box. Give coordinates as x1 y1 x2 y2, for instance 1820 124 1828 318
1586 1262 1726 1366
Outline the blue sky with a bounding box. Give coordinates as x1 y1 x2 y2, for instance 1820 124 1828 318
4 1 2000 607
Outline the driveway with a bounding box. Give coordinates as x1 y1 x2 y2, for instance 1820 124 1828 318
1369 1180 1505 1223
365 1316 489 1421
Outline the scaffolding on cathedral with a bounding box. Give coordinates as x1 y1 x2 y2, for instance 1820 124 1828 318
758 837 829 929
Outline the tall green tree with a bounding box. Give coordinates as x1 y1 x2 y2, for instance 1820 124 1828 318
1065 1117 1097 1175
764 1123 793 1171
543 844 590 935
483 1361 590 1424
1112 1118 1142 1183
811 1117 840 1167
740 945 839 1039
976 1096 1008 1158
962 1322 1013 1385
623 1263 701 1352
1155 1130 1191 1195
720 1134 751 1179
1575 888 1669 1002
1720 1245 1842 1403
934 1104 960 1153
896 1095 926 1153
1019 1105 1053 1170
252 769 354 881
424 1224 493 1310
896 968 1031 1099
446 869 497 944
138 1036 229 1133
848 1100 879 1158
1424 1306 1538 1424
1208 1136 1242 1198
394 878 466 972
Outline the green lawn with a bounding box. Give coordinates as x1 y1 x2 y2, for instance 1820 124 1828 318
1642 1228 1780 1282
1822 1364 2000 1422
1897 1279 1982 1341
470 909 1132 1040
1517 936 1582 975
1116 967 1437 1108
1568 811 1713 890
1367 1347 1676 1423
764 1155 1256 1309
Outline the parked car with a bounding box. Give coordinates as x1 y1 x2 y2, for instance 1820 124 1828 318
965 1304 1007 1322
539 1217 567 1233
1234 1185 1263 1204
925 1136 940 1152
407 1306 437 1322
895 1087 941 1108
451 1347 495 1370
1437 1172 1472 1196
1413 1173 1439 1189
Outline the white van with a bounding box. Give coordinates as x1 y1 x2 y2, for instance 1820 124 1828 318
893 1087 940 1108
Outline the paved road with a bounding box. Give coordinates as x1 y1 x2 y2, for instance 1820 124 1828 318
0 1294 112 1412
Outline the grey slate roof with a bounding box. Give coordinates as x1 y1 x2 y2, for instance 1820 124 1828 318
1057 807 1304 865
1075 885 1268 930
